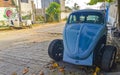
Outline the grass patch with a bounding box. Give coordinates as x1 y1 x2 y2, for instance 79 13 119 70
0 26 11 31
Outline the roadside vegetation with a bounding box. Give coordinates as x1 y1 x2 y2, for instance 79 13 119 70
46 2 61 22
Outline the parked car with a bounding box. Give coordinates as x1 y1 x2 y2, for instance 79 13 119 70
48 9 117 71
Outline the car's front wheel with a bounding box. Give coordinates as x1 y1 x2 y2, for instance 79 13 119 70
48 39 64 61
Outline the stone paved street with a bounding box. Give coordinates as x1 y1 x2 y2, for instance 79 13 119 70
0 22 64 75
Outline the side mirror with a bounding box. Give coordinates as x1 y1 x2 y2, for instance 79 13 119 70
113 31 120 37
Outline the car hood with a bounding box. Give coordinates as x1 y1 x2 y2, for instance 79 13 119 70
63 23 106 59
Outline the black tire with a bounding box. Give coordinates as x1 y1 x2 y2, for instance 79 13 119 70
101 45 117 71
93 35 106 67
48 39 64 61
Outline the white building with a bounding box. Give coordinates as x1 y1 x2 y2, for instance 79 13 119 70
108 0 118 27
15 0 33 16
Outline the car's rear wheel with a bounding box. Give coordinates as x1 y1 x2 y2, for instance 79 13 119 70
48 39 64 61
101 45 117 71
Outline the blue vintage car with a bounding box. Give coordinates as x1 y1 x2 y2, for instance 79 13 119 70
48 9 117 71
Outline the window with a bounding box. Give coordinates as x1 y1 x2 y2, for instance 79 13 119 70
69 15 77 24
21 0 28 3
80 16 85 22
86 15 99 23
68 12 104 24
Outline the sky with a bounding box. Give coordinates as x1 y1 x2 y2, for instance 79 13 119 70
34 0 102 9
65 0 90 9
34 0 42 8
65 0 102 9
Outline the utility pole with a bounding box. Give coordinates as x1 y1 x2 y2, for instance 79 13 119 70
18 0 22 25
118 0 120 28
31 0 35 23
43 0 46 22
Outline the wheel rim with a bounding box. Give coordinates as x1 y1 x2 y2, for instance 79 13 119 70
110 51 116 68
53 45 63 60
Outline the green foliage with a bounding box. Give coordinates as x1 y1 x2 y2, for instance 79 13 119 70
35 15 44 21
12 0 16 6
22 15 31 20
88 0 113 5
0 21 5 26
46 2 61 22
3 14 7 18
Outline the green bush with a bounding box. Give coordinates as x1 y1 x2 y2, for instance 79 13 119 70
0 21 6 26
46 2 61 22
35 15 44 21
22 15 31 20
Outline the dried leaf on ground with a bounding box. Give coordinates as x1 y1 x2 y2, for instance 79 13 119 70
44 64 49 68
22 67 29 74
59 67 65 72
93 72 97 75
93 67 100 75
95 67 100 72
50 60 55 64
52 63 59 68
49 62 59 70
11 72 17 75
39 70 44 75
49 65 54 70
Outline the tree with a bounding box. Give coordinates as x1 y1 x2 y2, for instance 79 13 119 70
46 2 61 22
88 0 120 28
88 0 113 5
73 3 80 10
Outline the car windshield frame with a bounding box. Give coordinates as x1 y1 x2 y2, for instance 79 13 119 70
67 12 105 25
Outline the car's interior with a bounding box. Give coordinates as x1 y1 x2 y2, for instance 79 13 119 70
68 12 104 24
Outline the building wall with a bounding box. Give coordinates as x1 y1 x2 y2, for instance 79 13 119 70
109 0 118 26
41 0 50 8
0 7 16 26
0 7 16 19
20 0 32 16
0 0 34 26
41 0 64 10
0 0 16 21
41 0 62 8
109 1 117 19
15 0 33 16
61 12 70 20
0 0 14 7
35 9 44 16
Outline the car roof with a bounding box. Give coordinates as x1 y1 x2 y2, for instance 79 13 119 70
71 9 104 14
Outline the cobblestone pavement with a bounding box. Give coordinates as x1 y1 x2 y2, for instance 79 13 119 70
0 41 51 75
0 23 64 75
